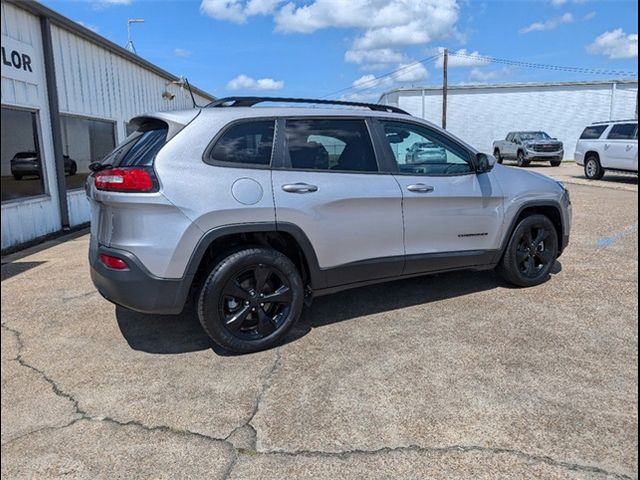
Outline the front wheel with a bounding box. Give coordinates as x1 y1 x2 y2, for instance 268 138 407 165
497 214 559 288
517 151 530 168
550 159 562 167
197 247 304 353
494 149 503 164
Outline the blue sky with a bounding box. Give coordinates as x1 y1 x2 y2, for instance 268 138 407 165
41 0 638 101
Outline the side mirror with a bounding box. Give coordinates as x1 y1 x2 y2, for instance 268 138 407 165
476 153 497 173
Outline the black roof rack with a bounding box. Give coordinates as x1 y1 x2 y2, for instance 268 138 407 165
206 96 410 115
592 119 637 124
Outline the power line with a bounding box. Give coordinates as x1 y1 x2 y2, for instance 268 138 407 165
448 51 638 77
321 53 443 99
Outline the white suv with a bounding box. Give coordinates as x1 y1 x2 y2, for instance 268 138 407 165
575 120 638 180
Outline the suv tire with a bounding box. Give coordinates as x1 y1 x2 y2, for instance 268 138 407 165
550 159 562 167
197 247 304 353
584 154 605 180
497 214 559 288
517 151 530 168
494 149 503 164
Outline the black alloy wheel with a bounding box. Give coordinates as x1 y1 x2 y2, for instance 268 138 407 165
515 224 555 279
220 264 293 339
198 247 303 353
497 214 559 287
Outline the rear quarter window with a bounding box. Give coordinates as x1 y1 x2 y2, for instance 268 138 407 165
607 123 638 140
207 120 275 166
580 125 608 140
101 120 168 167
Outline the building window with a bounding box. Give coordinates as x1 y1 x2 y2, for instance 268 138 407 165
1 107 46 202
60 115 116 190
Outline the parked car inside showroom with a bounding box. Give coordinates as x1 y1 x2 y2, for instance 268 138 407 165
11 151 77 180
493 131 564 167
575 120 638 180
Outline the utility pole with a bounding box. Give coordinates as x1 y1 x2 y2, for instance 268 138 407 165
442 48 448 129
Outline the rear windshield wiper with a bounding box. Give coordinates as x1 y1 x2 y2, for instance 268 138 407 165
89 162 112 173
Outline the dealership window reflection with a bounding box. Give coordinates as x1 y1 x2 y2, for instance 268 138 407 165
60 115 116 190
1 107 46 202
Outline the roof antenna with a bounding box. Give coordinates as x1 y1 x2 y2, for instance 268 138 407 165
168 77 200 108
125 18 144 54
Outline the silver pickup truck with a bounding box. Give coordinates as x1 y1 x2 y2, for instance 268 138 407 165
493 131 564 168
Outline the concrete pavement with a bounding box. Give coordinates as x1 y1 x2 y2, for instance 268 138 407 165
1 165 637 479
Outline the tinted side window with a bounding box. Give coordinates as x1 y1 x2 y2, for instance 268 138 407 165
210 120 275 166
284 119 377 172
506 133 514 141
580 125 607 139
607 123 637 140
101 121 167 168
381 121 473 176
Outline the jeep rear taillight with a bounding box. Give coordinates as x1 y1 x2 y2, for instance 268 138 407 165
94 168 155 192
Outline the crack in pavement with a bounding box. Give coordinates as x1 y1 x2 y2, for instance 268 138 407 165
1 323 633 480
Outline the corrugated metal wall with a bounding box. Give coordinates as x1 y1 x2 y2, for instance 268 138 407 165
1 2 62 248
2 0 212 250
50 24 210 227
381 82 638 159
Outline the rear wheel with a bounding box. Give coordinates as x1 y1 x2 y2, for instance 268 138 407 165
517 151 530 168
12 173 22 181
584 154 605 180
197 247 304 353
494 149 503 164
497 214 559 288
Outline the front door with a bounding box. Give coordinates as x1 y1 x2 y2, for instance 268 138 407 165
375 119 505 275
272 117 404 288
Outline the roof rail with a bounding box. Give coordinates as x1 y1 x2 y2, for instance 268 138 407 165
592 119 638 124
206 96 410 115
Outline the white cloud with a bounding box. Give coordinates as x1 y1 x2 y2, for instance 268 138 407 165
469 66 513 83
583 11 596 21
351 61 428 90
587 29 638 59
520 13 574 33
344 48 406 66
77 21 99 33
227 74 284 90
174 48 192 58
200 0 282 23
550 0 587 6
435 48 490 68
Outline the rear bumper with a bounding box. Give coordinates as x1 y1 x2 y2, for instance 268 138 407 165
90 245 191 315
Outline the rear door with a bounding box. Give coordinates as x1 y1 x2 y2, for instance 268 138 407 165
604 123 638 171
271 117 404 288
374 119 504 275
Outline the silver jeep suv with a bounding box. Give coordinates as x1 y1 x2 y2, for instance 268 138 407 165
88 97 572 353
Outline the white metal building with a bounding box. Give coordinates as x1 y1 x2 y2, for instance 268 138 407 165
1 0 213 251
380 80 638 159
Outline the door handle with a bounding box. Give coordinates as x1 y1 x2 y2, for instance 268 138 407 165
406 184 434 193
604 144 610 150
626 145 634 151
282 183 318 193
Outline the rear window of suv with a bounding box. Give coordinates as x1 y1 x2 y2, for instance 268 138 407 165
102 119 168 167
580 125 607 139
607 123 638 140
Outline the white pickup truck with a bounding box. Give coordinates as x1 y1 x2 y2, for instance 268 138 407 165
493 131 564 168
575 120 638 180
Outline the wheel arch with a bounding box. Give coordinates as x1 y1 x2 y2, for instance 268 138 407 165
185 223 325 301
498 201 565 262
